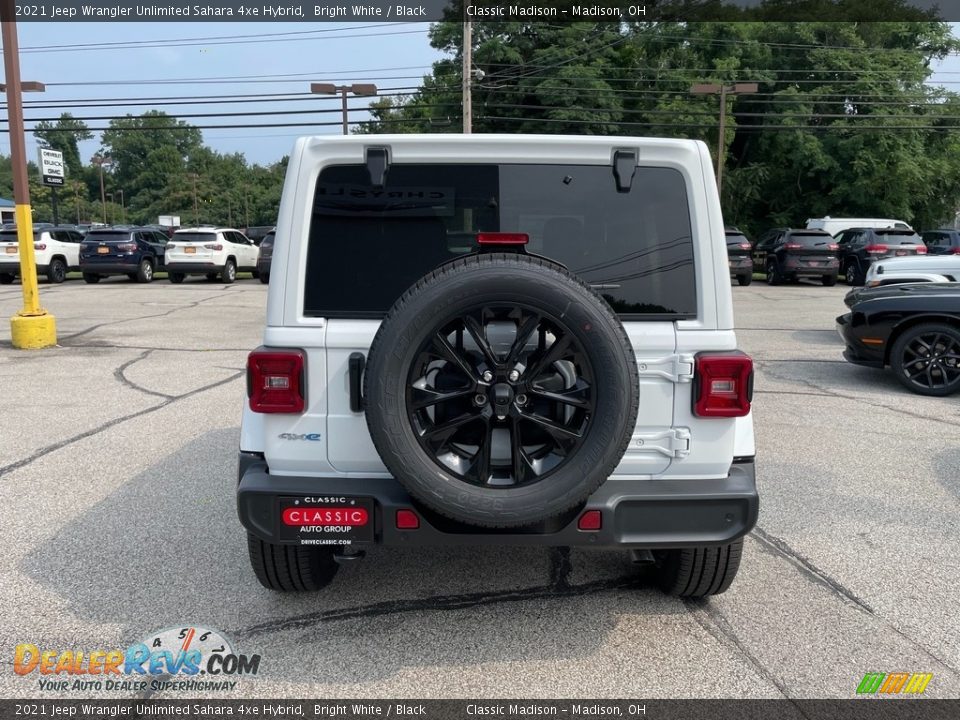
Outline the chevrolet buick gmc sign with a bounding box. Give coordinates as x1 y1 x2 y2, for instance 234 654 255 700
38 148 65 187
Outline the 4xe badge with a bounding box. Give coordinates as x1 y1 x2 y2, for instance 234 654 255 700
278 433 321 441
14 625 261 693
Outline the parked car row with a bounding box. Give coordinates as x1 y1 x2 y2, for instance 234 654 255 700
0 225 275 285
725 217 960 288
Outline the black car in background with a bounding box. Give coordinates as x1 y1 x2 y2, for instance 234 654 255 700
726 227 753 286
753 228 839 286
256 228 275 284
244 226 274 246
79 226 170 283
921 228 960 255
837 283 960 396
835 227 927 286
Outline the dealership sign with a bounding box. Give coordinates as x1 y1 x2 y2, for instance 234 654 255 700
38 148 65 187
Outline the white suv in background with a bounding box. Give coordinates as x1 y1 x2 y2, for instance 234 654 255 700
165 227 259 284
0 226 84 284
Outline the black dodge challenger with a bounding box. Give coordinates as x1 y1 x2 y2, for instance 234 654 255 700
837 283 960 396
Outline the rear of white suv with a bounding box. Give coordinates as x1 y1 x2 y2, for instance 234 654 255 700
237 135 757 597
0 227 83 284
165 227 259 283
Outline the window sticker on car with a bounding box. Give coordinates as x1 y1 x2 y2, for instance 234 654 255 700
314 184 455 217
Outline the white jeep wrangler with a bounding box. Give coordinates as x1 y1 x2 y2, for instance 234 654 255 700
237 135 757 597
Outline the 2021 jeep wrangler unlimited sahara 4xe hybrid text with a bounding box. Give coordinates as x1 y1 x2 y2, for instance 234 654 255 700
237 135 758 597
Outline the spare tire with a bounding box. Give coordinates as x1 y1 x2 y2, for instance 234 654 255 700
364 252 639 528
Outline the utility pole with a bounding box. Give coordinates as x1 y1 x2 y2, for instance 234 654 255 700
463 21 472 134
189 174 199 226
244 190 249 228
690 82 758 198
74 183 81 224
117 189 125 224
91 153 111 224
1 3 56 348
310 83 378 135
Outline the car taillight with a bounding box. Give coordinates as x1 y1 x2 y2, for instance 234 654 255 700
476 232 528 246
204 244 223 251
117 243 137 251
914 245 927 254
34 243 46 251
694 352 753 418
828 243 839 251
785 242 803 250
865 244 888 254
739 242 751 250
247 349 305 414
165 243 176 250
949 247 960 255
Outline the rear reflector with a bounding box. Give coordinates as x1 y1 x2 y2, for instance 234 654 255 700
694 352 753 418
477 232 529 246
577 510 602 531
247 349 305 413
396 509 420 530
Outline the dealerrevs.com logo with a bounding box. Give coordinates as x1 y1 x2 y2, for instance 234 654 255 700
14 626 261 693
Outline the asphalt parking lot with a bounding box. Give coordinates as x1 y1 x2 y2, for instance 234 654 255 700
0 276 958 699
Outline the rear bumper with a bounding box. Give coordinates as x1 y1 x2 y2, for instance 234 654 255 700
165 261 222 274
80 259 141 273
0 261 48 274
784 260 839 277
728 258 752 273
237 455 759 549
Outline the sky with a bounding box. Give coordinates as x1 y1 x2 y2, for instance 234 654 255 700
1 21 445 167
2 21 960 169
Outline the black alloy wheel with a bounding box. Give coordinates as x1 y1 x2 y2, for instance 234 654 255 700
891 324 960 396
406 304 595 489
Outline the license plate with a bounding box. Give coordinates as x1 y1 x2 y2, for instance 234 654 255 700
276 497 375 545
97 247 109 254
184 246 196 254
807 261 821 266
896 251 907 256
4 247 15 254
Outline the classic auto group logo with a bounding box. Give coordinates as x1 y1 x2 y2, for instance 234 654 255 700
14 626 260 692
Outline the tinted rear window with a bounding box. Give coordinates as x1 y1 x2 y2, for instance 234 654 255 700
304 163 696 319
84 231 129 242
726 233 749 245
173 233 216 243
876 230 921 242
0 230 36 239
785 233 834 248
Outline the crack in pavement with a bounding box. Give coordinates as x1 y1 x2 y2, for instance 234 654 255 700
0 371 243 479
684 599 795 702
756 360 960 427
236 573 645 638
114 349 176 401
751 527 960 677
56 292 232 342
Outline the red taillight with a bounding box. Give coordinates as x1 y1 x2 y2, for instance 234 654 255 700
33 243 46 251
204 244 223 251
117 243 136 251
476 232 529 246
247 349 305 413
577 510 602 531
694 352 753 418
828 243 839 251
165 243 176 250
865 244 889 254
949 247 960 255
739 242 751 250
396 509 420 530
914 245 927 254
784 242 803 250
